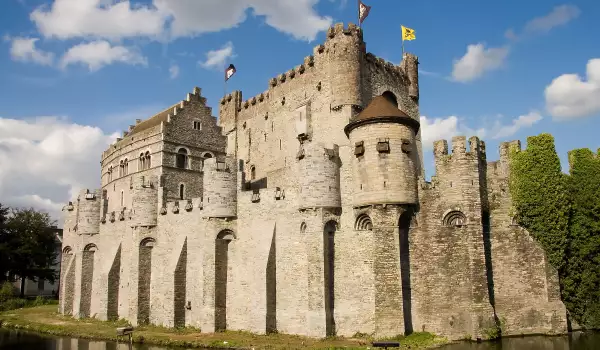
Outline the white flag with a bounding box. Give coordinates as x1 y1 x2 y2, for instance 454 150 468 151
225 64 236 81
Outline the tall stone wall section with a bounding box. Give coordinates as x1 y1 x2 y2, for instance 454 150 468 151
485 141 567 335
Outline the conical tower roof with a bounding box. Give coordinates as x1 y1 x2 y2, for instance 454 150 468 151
344 95 420 136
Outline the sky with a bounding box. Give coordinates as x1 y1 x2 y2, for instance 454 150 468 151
0 0 599 223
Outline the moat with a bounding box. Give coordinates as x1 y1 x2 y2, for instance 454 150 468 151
0 329 598 350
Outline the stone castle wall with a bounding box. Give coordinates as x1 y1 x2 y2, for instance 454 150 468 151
59 22 568 340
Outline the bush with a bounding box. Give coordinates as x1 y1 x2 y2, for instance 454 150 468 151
0 282 15 303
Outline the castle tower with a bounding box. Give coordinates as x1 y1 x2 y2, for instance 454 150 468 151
76 189 102 235
131 175 158 227
324 23 365 110
344 95 420 206
297 142 342 209
202 157 237 218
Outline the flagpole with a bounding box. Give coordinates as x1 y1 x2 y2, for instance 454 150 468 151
223 63 227 98
357 0 360 28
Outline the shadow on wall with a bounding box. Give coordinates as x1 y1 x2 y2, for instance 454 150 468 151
399 208 413 335
324 220 337 337
266 225 277 333
215 230 234 332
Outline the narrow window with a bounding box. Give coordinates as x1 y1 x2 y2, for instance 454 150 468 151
120 191 124 207
193 121 202 130
176 148 188 169
179 184 185 200
124 159 129 175
145 151 151 169
139 153 144 170
279 140 282 150
250 166 256 180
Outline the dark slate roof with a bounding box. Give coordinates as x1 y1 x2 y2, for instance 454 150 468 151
354 95 410 121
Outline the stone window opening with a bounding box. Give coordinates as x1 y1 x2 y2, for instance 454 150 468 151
139 153 145 171
179 184 185 200
382 91 398 108
443 210 467 227
355 214 373 231
279 140 282 150
120 191 124 207
193 120 202 130
176 148 189 169
119 160 124 177
145 151 151 169
108 166 113 182
123 158 129 175
300 222 307 234
250 166 256 180
202 152 214 159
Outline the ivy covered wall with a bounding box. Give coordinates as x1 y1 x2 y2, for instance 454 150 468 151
508 133 600 328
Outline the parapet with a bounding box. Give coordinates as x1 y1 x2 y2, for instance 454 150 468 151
433 136 487 163
324 22 363 43
76 188 102 235
203 156 237 218
400 53 419 100
499 140 522 164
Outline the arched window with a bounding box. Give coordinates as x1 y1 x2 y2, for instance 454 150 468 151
179 184 185 200
120 191 124 207
382 91 398 107
119 160 124 177
139 153 145 171
250 166 256 180
202 152 213 159
355 214 373 231
123 159 129 175
108 166 113 182
443 210 467 227
145 151 151 169
176 148 188 169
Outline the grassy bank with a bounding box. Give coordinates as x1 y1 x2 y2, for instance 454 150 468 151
0 305 448 349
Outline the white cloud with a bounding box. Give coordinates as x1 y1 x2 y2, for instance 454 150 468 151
524 5 580 35
60 40 147 71
30 0 167 41
169 63 180 79
420 116 485 150
199 41 235 70
420 111 542 149
0 116 119 223
8 36 54 66
452 43 509 82
545 58 600 120
489 111 543 139
30 0 333 42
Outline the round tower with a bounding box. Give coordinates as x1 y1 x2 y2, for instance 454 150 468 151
131 175 158 227
298 142 342 209
325 23 365 109
77 189 101 235
203 157 237 218
344 94 420 207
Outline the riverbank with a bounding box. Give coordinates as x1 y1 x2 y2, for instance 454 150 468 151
0 305 448 349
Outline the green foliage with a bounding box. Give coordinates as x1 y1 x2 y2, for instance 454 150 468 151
0 282 15 303
0 204 59 297
562 149 600 328
509 135 600 329
508 134 570 271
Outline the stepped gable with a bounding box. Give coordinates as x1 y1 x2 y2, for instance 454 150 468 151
344 95 420 136
129 103 178 135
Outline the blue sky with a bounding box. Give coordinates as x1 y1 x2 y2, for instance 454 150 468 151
0 0 599 220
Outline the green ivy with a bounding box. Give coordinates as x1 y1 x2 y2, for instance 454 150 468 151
509 134 600 328
508 134 570 271
562 149 600 328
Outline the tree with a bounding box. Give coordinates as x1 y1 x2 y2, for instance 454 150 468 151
4 207 59 298
0 203 10 281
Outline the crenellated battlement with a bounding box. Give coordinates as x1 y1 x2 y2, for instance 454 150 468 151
365 53 403 78
324 22 363 43
434 136 487 162
499 140 522 163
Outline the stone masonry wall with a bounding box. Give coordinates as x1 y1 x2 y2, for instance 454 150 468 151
59 21 568 341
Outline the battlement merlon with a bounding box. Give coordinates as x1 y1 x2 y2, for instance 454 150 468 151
218 90 243 134
499 140 522 164
433 136 487 163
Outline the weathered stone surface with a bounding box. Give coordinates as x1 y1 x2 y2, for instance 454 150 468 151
59 23 567 340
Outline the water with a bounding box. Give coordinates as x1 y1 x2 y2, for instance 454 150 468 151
0 328 598 350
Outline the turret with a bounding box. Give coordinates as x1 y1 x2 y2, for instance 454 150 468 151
76 189 102 235
324 23 365 110
344 95 420 206
297 142 342 209
131 175 158 227
219 91 243 156
203 157 237 218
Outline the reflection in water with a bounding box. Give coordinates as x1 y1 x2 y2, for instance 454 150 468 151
439 332 600 350
0 329 599 350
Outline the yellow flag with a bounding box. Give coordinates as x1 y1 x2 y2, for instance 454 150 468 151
401 25 416 41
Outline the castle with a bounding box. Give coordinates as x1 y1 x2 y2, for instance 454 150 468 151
59 23 568 340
